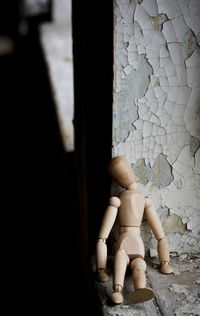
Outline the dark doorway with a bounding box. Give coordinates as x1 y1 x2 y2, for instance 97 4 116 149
72 1 113 313
2 1 113 314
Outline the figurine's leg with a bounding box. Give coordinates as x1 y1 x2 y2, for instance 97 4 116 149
158 237 173 274
129 258 154 303
110 249 129 304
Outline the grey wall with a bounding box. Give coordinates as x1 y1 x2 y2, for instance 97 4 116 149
112 0 200 255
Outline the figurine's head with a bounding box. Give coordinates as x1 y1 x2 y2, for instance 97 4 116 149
108 156 137 189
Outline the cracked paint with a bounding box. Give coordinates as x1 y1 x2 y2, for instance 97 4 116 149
152 13 168 31
183 30 198 59
161 215 187 235
132 158 151 185
113 0 200 255
132 154 174 188
190 135 200 156
150 154 174 188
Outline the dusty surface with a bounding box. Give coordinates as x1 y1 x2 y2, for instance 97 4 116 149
93 253 200 315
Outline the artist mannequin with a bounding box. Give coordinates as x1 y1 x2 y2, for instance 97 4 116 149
96 156 172 304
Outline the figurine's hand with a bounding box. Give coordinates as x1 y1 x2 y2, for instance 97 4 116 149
160 261 173 274
97 269 109 282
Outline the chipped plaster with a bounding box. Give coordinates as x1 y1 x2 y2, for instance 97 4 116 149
133 154 174 188
113 0 200 255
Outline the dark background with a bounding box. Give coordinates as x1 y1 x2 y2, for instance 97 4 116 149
1 1 113 314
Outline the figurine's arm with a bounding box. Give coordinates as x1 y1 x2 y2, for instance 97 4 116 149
144 198 172 274
96 197 120 281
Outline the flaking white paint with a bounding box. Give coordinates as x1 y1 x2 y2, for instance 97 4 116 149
113 0 200 255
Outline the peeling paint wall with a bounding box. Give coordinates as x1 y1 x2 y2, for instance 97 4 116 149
112 0 200 255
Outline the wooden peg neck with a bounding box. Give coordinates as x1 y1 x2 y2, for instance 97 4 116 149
127 183 139 190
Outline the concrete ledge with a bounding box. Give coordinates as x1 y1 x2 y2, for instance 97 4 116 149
147 254 200 316
92 257 160 316
92 254 200 316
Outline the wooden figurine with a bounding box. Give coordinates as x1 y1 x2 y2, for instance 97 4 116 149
96 156 172 304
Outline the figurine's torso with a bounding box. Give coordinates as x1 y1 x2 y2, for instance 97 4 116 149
115 190 145 258
118 190 145 227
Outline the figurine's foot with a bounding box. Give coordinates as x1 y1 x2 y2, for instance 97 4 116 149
160 262 173 274
129 287 154 304
97 270 109 282
110 292 123 304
